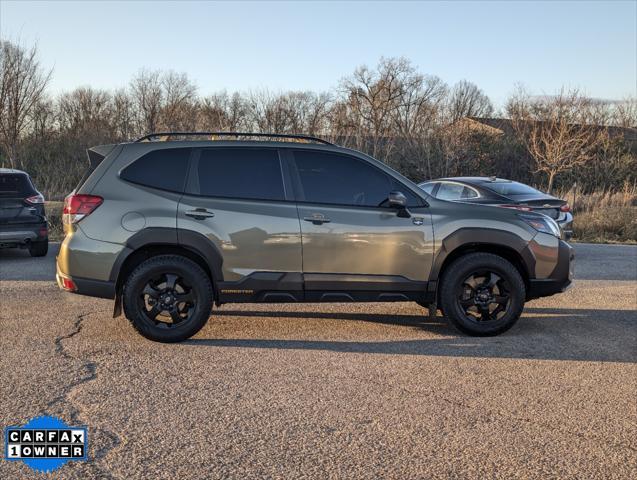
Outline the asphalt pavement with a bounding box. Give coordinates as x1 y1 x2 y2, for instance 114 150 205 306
0 242 636 479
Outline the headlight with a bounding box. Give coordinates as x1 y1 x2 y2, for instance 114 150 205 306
518 213 561 237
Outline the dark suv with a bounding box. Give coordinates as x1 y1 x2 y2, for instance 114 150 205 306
56 133 573 342
0 168 48 257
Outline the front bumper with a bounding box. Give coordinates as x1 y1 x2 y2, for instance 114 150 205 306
527 240 574 300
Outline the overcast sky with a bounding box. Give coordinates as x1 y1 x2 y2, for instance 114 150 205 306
1 0 635 107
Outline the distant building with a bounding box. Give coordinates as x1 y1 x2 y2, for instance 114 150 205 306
452 117 637 150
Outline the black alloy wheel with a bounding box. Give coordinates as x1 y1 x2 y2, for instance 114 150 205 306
123 255 213 342
439 252 525 336
457 270 511 324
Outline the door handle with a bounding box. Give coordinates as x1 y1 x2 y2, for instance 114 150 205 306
185 208 215 220
303 213 331 225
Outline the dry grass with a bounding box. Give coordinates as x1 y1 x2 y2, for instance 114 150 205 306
45 188 637 244
555 184 637 244
46 201 64 241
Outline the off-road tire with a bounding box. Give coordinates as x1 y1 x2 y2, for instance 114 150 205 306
439 253 525 336
123 255 213 342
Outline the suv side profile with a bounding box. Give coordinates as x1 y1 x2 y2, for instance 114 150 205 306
56 133 573 342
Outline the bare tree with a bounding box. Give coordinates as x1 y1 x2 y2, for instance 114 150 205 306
447 80 493 123
509 88 606 192
199 91 249 131
57 87 113 135
160 70 197 130
340 57 426 161
0 40 51 168
130 69 163 134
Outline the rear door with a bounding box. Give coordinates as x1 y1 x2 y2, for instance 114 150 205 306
0 173 42 225
289 149 434 297
177 147 303 301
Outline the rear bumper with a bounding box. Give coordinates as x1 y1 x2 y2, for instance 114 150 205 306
527 240 574 300
0 222 47 247
56 264 116 299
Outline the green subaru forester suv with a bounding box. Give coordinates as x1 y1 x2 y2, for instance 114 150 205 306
56 132 573 342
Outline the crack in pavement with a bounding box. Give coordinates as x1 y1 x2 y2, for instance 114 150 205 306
45 312 122 479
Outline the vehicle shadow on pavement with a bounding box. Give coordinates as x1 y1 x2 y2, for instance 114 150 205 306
184 307 637 363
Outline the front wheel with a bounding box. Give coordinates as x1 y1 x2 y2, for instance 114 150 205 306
122 255 213 342
439 253 526 336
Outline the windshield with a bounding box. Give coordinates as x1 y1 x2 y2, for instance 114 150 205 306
484 181 543 197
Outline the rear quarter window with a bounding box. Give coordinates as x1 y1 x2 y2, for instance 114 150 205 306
120 148 191 193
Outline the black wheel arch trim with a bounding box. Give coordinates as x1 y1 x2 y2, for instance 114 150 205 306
430 228 536 282
109 227 224 286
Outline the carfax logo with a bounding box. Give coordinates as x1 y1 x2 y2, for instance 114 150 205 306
4 415 88 473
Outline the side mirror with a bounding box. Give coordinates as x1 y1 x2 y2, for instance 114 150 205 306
387 191 410 218
387 191 407 208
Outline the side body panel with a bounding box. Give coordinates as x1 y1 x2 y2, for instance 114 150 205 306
297 204 434 282
177 196 303 282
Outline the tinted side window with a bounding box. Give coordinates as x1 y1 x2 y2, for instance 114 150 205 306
120 148 190 192
293 151 420 207
197 148 284 201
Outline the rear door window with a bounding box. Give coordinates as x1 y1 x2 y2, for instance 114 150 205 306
120 148 190 193
195 148 285 201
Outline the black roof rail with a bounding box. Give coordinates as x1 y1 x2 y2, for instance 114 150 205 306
134 131 333 145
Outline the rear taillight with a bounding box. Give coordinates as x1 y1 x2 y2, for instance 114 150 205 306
498 204 532 212
62 194 103 224
25 194 45 204
560 204 570 212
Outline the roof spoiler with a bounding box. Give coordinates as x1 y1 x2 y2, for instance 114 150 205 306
87 144 116 169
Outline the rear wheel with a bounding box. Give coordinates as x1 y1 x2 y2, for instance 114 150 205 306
439 253 525 336
28 240 48 257
122 255 213 342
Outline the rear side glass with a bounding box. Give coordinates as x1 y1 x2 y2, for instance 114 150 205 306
0 174 33 196
120 148 190 193
196 148 284 201
420 182 436 195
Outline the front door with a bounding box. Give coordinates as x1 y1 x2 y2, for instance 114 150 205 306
289 149 434 300
178 147 303 302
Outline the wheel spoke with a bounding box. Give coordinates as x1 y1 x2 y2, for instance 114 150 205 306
463 276 478 289
493 295 509 305
148 304 161 320
486 272 501 288
175 291 195 303
479 306 491 322
143 283 160 299
168 307 182 324
164 274 178 290
459 298 474 307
